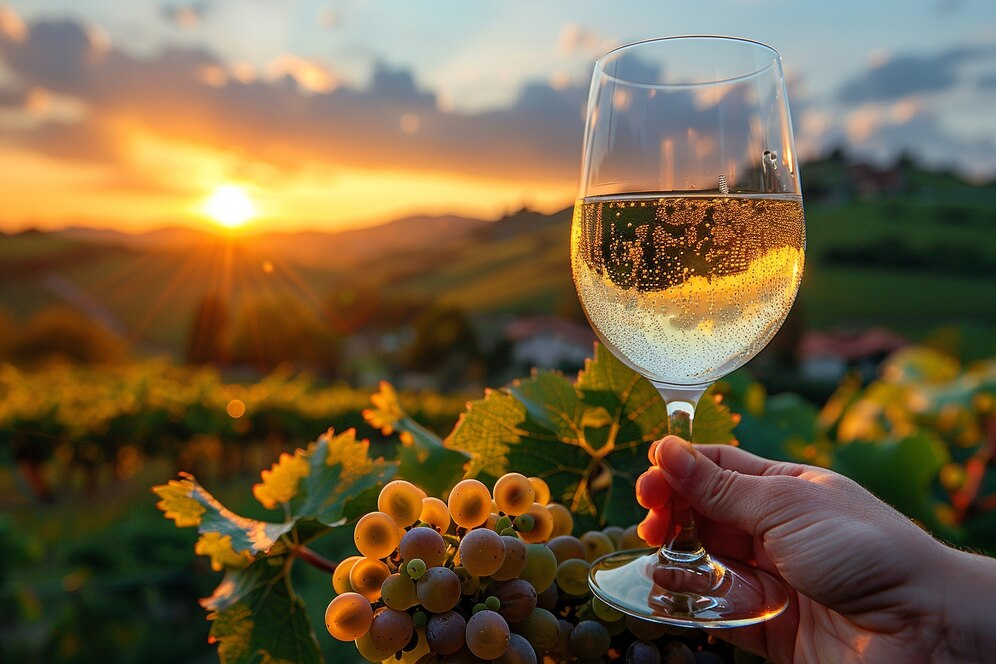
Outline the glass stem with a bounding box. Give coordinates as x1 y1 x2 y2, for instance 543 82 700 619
654 384 708 564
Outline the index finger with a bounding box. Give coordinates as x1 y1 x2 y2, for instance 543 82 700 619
692 443 806 477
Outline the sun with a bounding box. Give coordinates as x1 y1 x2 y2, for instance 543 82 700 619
204 185 255 229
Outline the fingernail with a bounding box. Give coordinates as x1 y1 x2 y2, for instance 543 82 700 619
658 438 696 479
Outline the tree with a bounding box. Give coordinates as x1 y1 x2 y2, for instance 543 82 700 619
10 307 126 365
186 292 231 365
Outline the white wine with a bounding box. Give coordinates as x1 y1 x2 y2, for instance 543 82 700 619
571 194 805 386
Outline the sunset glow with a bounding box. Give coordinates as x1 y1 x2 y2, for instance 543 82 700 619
204 185 255 229
0 4 993 234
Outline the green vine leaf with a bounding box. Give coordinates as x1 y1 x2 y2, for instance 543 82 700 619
152 427 396 663
202 557 321 664
444 344 735 528
363 382 470 495
153 472 295 556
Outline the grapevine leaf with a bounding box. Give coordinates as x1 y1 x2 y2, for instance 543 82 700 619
363 382 469 495
288 428 396 527
201 557 321 664
445 344 737 528
153 478 206 527
195 533 253 572
153 473 294 555
690 389 740 444
253 450 311 509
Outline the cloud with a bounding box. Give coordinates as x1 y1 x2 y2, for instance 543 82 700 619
849 109 996 178
0 16 589 188
160 2 212 29
838 46 992 103
979 71 996 89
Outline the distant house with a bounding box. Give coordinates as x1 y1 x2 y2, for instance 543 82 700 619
847 163 904 198
505 316 596 372
799 327 908 382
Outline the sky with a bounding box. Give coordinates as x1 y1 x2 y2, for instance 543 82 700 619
1 0 995 233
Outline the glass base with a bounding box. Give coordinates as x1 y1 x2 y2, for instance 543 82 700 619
588 548 789 628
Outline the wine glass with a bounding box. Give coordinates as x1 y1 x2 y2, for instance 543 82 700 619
572 36 804 626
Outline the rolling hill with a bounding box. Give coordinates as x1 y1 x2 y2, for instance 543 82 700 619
2 155 995 360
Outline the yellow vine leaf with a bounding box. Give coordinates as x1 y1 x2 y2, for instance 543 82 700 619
152 478 205 527
362 381 405 438
253 451 310 509
195 533 253 571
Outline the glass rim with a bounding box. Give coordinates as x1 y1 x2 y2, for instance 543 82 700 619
594 35 781 89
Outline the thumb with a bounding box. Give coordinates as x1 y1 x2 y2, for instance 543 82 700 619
654 436 780 536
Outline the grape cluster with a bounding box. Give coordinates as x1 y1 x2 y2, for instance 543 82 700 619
326 474 736 663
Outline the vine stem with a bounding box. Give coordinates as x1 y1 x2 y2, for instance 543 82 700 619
293 545 337 574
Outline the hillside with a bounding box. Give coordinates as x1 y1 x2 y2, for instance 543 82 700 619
1 155 995 360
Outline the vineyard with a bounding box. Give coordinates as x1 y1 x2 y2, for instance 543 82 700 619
1 345 995 662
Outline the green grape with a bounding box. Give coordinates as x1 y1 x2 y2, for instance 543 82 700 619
493 535 527 581
485 595 501 611
570 620 611 658
493 472 536 516
620 524 648 549
465 609 510 659
416 566 461 613
514 513 535 532
426 610 466 656
520 543 558 593
495 515 513 533
354 630 396 663
494 633 538 664
378 480 426 528
349 557 391 602
547 503 574 539
453 565 480 595
458 527 507 577
420 496 451 532
555 558 591 596
518 503 553 544
602 525 625 548
546 535 586 564
406 558 427 580
492 578 537 623
580 531 616 562
447 479 492 529
528 476 550 504
354 511 402 560
472 602 488 614
625 615 671 641
535 581 558 611
380 573 418 610
369 608 414 655
412 610 428 629
399 526 447 568
512 607 559 653
627 640 662 664
324 592 373 641
591 596 624 622
331 555 362 594
501 527 518 537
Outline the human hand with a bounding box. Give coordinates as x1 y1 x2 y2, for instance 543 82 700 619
650 436 995 664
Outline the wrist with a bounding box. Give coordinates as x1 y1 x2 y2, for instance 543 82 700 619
929 545 996 662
